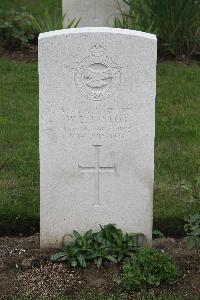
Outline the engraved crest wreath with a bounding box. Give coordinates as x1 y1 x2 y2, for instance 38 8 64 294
72 44 121 101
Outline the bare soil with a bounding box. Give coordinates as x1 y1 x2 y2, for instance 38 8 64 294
0 45 38 62
0 235 199 299
1 45 198 65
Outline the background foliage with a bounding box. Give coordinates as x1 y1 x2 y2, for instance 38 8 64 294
30 10 79 34
115 0 200 58
184 214 200 259
0 0 61 18
0 8 34 49
0 6 78 49
1 0 200 58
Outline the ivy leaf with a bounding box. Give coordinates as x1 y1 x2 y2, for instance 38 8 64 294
69 257 78 267
73 230 82 240
50 251 67 261
77 255 86 268
185 236 196 249
96 257 103 268
106 255 118 263
84 229 93 239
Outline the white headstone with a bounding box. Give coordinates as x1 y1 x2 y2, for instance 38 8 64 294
39 28 157 248
63 0 129 27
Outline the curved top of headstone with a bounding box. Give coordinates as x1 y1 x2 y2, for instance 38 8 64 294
39 27 156 41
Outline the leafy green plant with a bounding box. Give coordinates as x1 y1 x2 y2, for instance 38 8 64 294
180 176 200 203
114 0 200 58
122 247 178 290
0 7 34 49
184 214 200 259
0 7 80 49
152 229 164 239
51 224 145 268
114 0 157 33
30 10 80 34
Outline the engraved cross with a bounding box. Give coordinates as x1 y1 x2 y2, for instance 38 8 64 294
78 145 116 207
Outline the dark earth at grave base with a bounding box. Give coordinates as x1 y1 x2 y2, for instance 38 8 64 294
0 46 196 64
0 235 199 299
0 45 38 62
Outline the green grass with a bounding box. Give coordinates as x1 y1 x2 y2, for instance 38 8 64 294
0 0 61 17
0 60 39 234
154 62 200 235
0 59 200 235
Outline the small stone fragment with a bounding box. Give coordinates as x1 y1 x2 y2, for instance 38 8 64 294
21 257 35 269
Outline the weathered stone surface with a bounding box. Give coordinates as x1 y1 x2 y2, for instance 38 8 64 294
63 0 128 27
39 28 157 248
